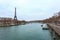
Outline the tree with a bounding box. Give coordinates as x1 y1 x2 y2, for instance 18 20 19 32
58 11 60 16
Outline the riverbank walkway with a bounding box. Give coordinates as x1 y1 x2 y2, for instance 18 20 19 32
48 23 60 36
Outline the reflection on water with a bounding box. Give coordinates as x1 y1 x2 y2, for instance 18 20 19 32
0 23 52 40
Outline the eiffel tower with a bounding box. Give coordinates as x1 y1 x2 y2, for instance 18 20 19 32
14 7 17 20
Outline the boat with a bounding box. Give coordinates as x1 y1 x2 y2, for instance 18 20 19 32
41 25 43 27
42 24 49 30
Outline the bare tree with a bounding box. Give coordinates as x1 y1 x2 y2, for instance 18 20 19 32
57 11 60 16
53 13 58 18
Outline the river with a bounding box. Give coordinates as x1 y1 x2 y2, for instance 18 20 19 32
0 23 52 40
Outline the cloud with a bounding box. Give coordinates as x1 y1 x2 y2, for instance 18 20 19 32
0 0 60 20
0 0 5 3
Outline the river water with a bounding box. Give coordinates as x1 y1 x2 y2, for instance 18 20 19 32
0 23 52 40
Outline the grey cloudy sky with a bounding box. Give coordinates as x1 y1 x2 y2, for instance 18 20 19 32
0 0 60 21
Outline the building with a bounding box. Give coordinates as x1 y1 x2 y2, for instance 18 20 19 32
0 7 20 26
0 17 13 26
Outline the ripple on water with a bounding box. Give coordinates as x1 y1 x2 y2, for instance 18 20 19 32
0 23 52 40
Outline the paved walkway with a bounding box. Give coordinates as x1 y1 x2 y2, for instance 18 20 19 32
48 24 60 36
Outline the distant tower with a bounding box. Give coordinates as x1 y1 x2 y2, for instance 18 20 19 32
14 7 17 20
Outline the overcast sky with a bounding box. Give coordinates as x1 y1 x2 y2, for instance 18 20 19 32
0 0 60 21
